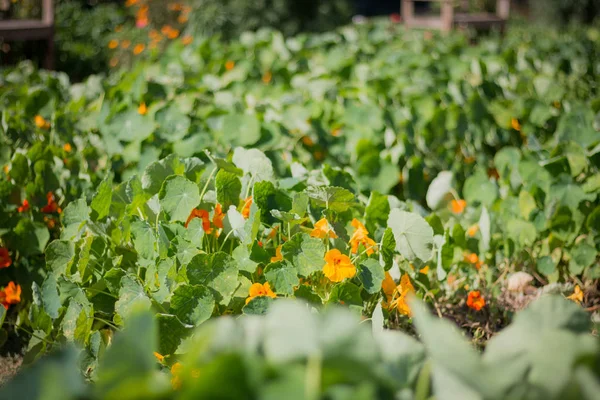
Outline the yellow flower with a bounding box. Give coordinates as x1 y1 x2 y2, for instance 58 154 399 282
171 362 183 390
138 102 147 115
310 218 338 239
349 219 377 255
390 274 415 316
567 285 584 305
245 282 276 305
511 118 521 131
153 352 165 362
270 245 283 263
467 224 479 237
323 249 356 283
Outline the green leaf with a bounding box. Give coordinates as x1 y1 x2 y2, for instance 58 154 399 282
380 228 396 270
358 259 385 294
221 113 261 146
41 274 61 319
537 256 557 277
9 153 29 185
158 175 200 223
13 219 49 257
426 171 453 210
114 275 152 320
186 253 239 305
130 220 157 262
365 191 390 230
243 296 274 315
463 169 498 207
61 198 90 240
232 147 274 182
506 219 537 247
569 243 597 275
264 262 299 296
156 313 192 355
170 284 215 326
281 233 325 277
232 245 258 273
90 174 113 221
518 190 536 220
45 240 75 275
305 186 355 212
328 282 362 306
215 170 241 209
96 309 159 399
387 209 434 262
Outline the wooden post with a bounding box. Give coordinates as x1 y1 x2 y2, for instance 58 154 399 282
497 0 510 19
441 0 454 32
401 0 414 28
42 0 54 25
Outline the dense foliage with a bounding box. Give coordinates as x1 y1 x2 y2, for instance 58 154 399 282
0 19 599 398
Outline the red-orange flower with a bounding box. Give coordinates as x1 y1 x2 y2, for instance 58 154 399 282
241 197 253 219
17 199 30 213
212 203 225 229
0 248 11 268
323 249 356 282
0 282 21 309
41 192 61 214
185 209 211 233
349 219 377 255
464 252 483 270
467 291 485 311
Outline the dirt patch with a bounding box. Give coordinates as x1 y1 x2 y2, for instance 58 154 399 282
0 354 22 386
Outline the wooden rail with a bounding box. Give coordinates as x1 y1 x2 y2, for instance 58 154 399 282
402 0 510 33
0 0 54 69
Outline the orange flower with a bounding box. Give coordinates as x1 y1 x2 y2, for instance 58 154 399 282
262 71 272 84
138 102 147 115
44 216 56 229
390 274 415 316
177 15 188 24
63 143 72 152
467 224 479 237
349 219 377 255
466 291 485 311
225 60 235 71
511 118 521 132
0 248 11 268
267 225 279 240
301 136 314 147
419 265 430 274
125 0 139 6
241 197 252 219
331 128 342 137
310 218 338 239
17 199 29 213
133 43 145 55
185 209 211 233
168 3 183 11
245 282 276 304
464 253 483 270
115 25 123 33
314 151 324 161
109 57 119 67
0 282 21 309
167 29 180 39
121 40 131 49
270 245 283 263
153 352 165 362
108 39 119 49
41 192 61 214
323 249 356 283
161 25 173 35
567 285 584 305
149 29 160 39
450 199 467 214
381 271 396 309
181 35 193 45
212 203 225 229
34 115 50 129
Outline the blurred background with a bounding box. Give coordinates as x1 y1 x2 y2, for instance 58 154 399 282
0 0 599 81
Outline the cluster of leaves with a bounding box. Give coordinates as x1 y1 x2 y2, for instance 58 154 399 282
2 296 599 400
0 20 599 394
